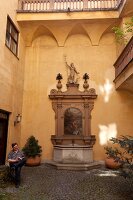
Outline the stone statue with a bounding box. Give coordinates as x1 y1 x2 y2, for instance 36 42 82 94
64 56 80 84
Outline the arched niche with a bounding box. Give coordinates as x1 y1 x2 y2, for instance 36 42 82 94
64 107 82 135
65 34 91 46
64 24 91 46
32 35 58 47
31 25 58 46
99 32 115 45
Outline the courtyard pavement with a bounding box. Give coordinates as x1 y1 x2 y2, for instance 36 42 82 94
0 164 133 200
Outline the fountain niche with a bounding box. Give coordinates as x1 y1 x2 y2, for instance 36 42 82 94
49 73 100 170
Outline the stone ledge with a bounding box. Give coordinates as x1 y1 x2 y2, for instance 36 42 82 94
45 161 103 171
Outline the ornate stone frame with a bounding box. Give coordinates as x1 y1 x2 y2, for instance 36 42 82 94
49 83 97 147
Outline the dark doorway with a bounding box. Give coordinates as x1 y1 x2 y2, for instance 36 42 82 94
0 110 9 165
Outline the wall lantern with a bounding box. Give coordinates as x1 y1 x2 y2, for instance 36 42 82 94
14 114 22 126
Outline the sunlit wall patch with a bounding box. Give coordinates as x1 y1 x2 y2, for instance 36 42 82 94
99 79 113 103
99 123 117 145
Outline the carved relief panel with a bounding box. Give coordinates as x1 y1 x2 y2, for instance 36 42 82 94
64 107 82 135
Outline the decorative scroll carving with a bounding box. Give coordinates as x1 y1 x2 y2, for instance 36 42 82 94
89 88 96 95
50 89 58 94
57 103 62 108
88 104 94 112
84 103 90 108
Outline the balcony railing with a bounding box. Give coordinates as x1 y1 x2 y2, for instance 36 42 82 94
114 36 133 78
17 0 124 12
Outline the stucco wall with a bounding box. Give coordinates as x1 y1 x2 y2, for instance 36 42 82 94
0 1 132 162
0 1 25 154
20 21 133 161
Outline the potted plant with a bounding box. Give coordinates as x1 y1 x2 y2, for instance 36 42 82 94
104 135 133 177
104 146 122 169
22 135 42 166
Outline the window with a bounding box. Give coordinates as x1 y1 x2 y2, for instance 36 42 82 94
5 16 19 56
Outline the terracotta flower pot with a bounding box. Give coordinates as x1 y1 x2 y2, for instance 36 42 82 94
26 155 41 166
105 157 121 169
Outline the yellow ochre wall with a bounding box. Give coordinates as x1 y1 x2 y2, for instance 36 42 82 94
0 0 132 162
19 20 133 161
0 0 25 154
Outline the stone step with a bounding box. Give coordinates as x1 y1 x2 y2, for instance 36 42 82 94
45 161 103 171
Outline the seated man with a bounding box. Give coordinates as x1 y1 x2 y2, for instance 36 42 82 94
8 142 26 188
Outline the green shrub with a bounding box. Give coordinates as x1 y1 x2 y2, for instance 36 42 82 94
112 16 133 43
104 135 133 178
22 136 42 158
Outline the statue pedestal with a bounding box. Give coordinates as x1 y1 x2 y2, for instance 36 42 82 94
53 145 93 164
45 144 102 170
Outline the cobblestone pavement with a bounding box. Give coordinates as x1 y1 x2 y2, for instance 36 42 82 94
0 164 133 200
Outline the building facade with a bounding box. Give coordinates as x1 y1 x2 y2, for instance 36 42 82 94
0 0 133 164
